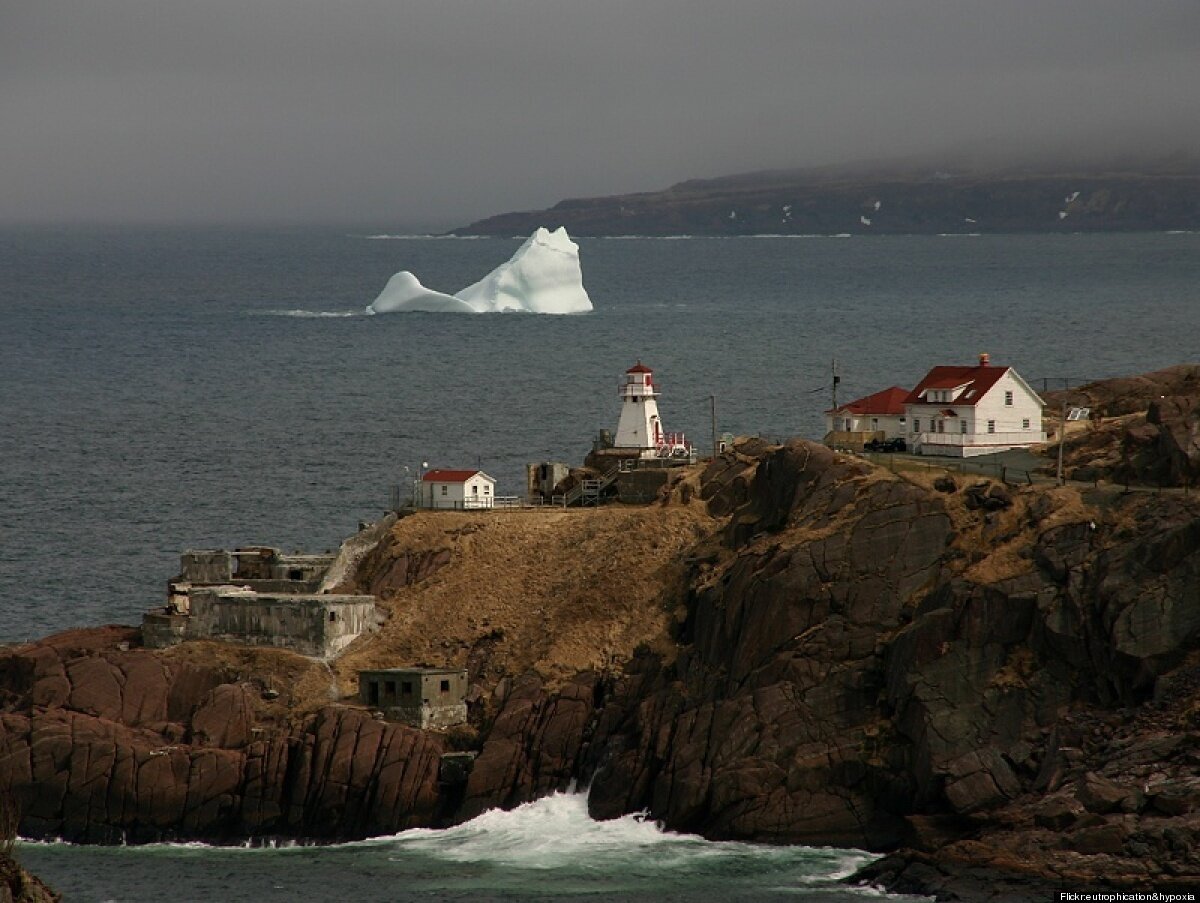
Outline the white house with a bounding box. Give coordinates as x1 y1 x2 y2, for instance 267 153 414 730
824 386 909 446
420 469 496 509
905 354 1045 457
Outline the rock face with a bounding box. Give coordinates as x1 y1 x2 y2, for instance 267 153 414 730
1045 364 1200 486
464 439 1200 887
0 853 58 903
0 628 445 842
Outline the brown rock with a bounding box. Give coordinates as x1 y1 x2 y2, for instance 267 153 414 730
1035 796 1083 830
1068 822 1129 855
1076 771 1134 814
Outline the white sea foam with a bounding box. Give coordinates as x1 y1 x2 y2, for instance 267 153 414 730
356 234 489 240
255 309 362 318
369 791 876 879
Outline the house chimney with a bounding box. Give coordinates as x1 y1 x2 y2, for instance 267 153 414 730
978 352 990 367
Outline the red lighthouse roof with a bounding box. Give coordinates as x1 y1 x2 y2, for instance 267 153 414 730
626 361 653 374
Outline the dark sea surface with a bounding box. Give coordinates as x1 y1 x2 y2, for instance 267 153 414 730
3 227 1199 898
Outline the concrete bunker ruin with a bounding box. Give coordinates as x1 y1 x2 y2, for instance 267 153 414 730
358 668 468 730
143 547 376 659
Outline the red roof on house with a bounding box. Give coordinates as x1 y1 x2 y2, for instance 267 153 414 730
827 386 909 416
904 365 1010 407
421 469 485 483
626 361 653 374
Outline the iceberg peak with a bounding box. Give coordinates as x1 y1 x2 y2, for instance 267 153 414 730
367 227 592 315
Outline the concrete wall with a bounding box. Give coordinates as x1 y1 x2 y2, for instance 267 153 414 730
615 469 670 503
179 551 232 584
527 462 570 499
182 588 375 658
142 612 189 649
389 701 468 730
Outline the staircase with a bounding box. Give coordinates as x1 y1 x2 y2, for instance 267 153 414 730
560 466 621 507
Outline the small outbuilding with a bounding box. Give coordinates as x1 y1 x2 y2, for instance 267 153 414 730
420 469 496 509
358 667 469 729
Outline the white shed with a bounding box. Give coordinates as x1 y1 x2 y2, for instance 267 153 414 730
420 469 496 509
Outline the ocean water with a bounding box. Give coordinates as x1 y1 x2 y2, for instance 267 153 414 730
16 793 907 902
3 227 1199 897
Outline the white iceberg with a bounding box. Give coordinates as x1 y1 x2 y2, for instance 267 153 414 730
367 227 593 315
368 271 477 314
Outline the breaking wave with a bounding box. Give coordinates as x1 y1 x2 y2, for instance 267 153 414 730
369 792 876 881
18 792 900 901
354 234 490 240
252 309 363 318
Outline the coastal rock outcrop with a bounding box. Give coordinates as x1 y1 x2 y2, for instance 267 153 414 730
1044 364 1200 486
0 853 58 903
462 438 1200 888
4 416 1200 894
0 628 445 842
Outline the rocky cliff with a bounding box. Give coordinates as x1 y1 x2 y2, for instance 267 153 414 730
2 432 1199 894
0 853 57 903
453 165 1200 236
1043 364 1200 488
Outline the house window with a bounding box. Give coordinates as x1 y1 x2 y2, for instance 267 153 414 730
960 420 967 434
440 485 448 496
1005 391 1013 406
1022 418 1030 429
472 485 479 495
913 419 920 432
385 680 396 698
368 682 380 706
401 681 414 696
987 420 996 433
937 420 944 434
440 679 450 693
484 485 490 494
871 418 878 429
328 611 337 623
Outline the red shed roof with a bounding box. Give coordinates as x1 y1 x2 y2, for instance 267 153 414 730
827 386 909 416
904 365 1010 407
626 361 653 374
421 469 486 483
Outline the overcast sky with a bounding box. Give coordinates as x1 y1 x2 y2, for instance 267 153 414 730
2 1 1198 227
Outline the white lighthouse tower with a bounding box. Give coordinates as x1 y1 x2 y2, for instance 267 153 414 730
614 362 663 453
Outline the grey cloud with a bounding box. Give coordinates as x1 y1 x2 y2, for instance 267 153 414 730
1 0 1197 225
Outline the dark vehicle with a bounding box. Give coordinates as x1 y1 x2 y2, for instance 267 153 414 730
864 437 907 453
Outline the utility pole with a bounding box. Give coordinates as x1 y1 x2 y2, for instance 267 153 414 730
831 358 840 412
1057 401 1067 485
710 394 718 460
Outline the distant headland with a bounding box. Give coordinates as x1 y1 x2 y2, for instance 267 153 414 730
451 156 1200 236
